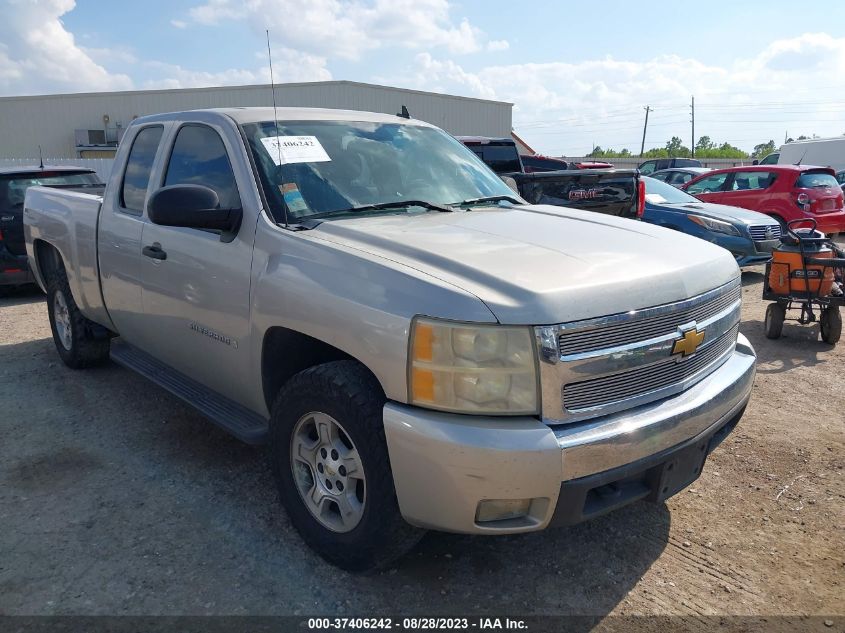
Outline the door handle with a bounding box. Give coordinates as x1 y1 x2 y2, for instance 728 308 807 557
142 243 167 260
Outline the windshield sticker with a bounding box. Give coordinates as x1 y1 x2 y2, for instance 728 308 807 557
280 183 310 214
261 135 331 165
645 193 667 204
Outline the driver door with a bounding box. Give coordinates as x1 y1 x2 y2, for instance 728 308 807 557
136 121 258 404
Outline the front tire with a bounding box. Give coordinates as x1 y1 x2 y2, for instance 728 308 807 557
268 361 424 571
820 306 842 344
46 266 110 368
764 303 786 339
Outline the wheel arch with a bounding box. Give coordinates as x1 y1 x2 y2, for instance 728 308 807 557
260 326 383 413
32 239 65 291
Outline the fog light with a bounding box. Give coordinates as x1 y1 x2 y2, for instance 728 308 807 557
475 499 531 523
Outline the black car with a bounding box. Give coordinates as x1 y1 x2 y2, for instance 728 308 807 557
0 166 103 296
638 157 702 176
649 167 711 187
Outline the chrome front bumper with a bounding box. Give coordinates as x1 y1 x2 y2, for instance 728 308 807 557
383 333 755 534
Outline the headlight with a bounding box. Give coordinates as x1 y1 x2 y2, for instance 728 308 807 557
687 215 741 236
408 317 539 415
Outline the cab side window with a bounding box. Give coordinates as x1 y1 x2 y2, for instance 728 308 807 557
686 173 728 194
121 126 164 214
164 125 241 209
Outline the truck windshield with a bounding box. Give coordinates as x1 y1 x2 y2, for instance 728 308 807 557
241 120 517 221
1 171 101 208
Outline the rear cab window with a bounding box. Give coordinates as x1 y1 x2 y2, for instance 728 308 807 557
465 143 522 174
121 126 164 214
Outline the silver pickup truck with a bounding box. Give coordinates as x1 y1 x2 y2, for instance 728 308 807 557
24 107 756 570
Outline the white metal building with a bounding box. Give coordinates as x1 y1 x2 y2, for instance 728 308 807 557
0 80 513 160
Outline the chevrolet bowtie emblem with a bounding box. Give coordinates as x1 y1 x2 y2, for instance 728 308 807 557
672 328 705 357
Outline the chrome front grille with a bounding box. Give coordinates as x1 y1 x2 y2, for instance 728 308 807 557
748 224 781 241
558 282 741 356
563 325 738 411
536 278 742 424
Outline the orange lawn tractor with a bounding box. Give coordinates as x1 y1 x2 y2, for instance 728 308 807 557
763 219 845 344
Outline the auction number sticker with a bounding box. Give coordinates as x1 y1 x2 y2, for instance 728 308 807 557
260 135 331 165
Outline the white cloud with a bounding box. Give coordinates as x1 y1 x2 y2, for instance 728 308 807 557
0 0 133 95
386 33 845 155
142 48 331 89
486 39 509 52
185 0 507 59
0 0 329 95
170 19 188 29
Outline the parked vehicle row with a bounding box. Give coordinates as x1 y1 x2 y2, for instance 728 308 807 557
459 136 642 219
23 106 755 571
681 165 845 235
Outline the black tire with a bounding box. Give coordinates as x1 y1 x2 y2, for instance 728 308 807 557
46 265 111 368
820 306 842 345
268 360 424 571
0 285 11 298
764 302 786 339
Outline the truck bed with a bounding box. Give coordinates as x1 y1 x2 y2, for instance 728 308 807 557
24 186 108 324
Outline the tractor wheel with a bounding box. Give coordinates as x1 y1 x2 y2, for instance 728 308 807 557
764 303 786 339
820 306 842 345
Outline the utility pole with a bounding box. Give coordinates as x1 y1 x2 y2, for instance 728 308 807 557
640 106 651 157
690 96 695 158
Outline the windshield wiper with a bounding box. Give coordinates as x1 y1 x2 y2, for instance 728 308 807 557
305 200 455 220
456 194 523 206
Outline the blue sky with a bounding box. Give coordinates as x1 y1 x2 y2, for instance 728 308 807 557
2 0 844 155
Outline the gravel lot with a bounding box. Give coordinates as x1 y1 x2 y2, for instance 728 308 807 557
0 269 842 621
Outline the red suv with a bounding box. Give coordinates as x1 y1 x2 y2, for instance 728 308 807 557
681 165 845 235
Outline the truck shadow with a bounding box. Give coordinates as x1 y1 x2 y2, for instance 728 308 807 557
0 285 44 306
0 336 669 617
740 319 831 374
376 503 670 614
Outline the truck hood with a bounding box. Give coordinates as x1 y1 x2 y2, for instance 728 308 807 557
310 204 740 324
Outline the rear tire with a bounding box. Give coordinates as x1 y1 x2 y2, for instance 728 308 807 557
764 303 786 339
268 360 424 571
46 266 111 368
820 306 842 345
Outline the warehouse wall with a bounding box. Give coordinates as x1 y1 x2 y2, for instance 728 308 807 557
0 81 513 159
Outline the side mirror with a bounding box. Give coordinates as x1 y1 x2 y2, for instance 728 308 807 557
752 159 759 165
500 175 519 194
148 184 242 239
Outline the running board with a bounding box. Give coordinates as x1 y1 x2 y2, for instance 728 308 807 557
110 340 268 444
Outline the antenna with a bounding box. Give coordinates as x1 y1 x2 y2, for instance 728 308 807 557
266 29 290 227
397 105 411 119
38 145 44 169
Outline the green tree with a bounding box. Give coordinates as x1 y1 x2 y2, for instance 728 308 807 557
752 140 776 158
665 136 691 157
696 136 715 152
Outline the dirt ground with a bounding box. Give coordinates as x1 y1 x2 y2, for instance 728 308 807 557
0 268 842 624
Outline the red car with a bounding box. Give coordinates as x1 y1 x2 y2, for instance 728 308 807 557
681 165 845 235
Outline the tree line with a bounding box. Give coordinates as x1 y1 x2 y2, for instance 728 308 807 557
585 135 817 160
